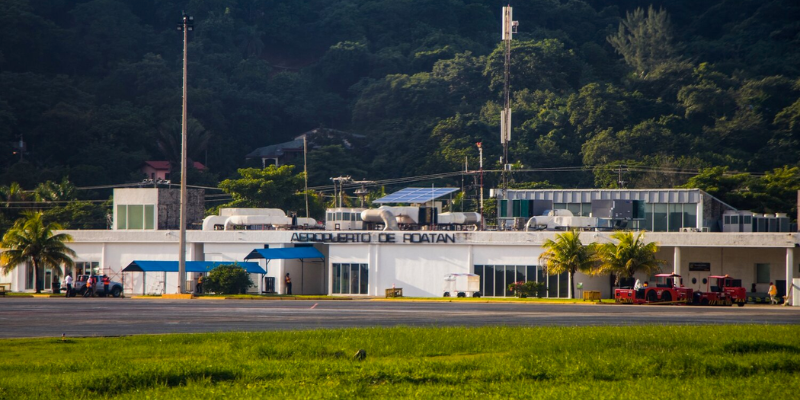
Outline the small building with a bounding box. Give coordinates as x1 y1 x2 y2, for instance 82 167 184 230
245 128 365 167
113 188 205 231
494 188 735 232
141 161 207 181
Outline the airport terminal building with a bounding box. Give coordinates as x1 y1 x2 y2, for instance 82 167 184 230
2 188 798 305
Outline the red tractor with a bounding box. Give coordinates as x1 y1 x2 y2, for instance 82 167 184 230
615 273 693 304
691 275 746 307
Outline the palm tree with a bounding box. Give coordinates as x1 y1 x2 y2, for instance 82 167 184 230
595 231 664 285
1 212 76 293
538 229 597 299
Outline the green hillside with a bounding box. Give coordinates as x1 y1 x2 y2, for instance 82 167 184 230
1 0 799 218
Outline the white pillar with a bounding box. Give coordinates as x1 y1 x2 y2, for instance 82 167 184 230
673 246 682 276
787 247 795 305
696 201 704 230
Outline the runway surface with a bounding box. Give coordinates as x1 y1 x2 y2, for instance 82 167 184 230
1 298 798 338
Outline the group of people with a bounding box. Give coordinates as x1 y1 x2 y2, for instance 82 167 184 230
61 273 111 297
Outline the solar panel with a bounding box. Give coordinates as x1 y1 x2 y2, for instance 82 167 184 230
374 187 460 204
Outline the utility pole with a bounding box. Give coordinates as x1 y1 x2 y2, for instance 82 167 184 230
476 142 484 230
177 12 193 294
303 135 309 218
617 164 628 189
331 176 352 208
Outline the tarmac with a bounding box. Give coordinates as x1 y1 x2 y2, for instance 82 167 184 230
1 297 798 339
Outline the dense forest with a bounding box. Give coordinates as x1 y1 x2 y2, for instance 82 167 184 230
1 0 799 225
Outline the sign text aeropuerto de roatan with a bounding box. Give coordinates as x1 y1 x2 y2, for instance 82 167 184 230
291 232 456 244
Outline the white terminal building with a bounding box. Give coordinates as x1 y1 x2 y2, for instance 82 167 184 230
1 187 798 305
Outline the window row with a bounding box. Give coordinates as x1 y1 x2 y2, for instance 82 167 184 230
473 265 569 298
327 212 363 222
332 263 369 295
499 201 699 232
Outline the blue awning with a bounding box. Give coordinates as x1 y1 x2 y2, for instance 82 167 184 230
244 247 324 261
122 261 266 274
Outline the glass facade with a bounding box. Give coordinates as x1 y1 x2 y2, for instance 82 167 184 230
332 263 368 294
505 197 700 232
473 265 569 298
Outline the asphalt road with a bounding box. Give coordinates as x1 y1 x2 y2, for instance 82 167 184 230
1 297 799 339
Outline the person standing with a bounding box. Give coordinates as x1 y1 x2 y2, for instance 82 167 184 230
102 275 110 297
196 274 203 294
64 273 73 298
84 276 94 297
768 282 778 304
285 273 292 295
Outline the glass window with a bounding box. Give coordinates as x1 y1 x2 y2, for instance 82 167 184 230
668 204 682 232
350 264 359 294
499 200 508 218
359 264 368 294
333 264 341 294
653 204 668 232
495 266 505 297
341 263 350 293
327 212 333 221
537 266 547 297
516 266 525 285
512 200 521 217
581 203 591 217
505 266 515 296
117 205 127 229
343 212 351 221
642 203 653 231
145 205 155 229
336 212 342 221
567 203 581 216
548 273 558 298
484 265 494 297
25 262 33 290
526 266 536 283
756 263 770 284
553 203 567 210
683 204 696 229
128 205 144 229
520 200 530 218
558 272 569 298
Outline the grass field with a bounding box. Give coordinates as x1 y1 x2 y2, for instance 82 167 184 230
1 325 798 399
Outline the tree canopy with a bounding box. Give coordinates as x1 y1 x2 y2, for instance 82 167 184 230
1 0 799 220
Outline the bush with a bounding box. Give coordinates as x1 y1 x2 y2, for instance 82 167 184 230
204 264 253 294
508 281 545 298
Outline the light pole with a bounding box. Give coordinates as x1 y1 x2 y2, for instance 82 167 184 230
177 12 193 294
476 142 484 230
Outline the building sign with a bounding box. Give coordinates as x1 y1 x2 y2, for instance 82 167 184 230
689 262 711 271
291 232 457 244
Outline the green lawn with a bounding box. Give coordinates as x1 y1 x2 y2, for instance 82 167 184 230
1 326 798 399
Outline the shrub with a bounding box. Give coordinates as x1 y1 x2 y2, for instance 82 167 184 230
508 281 545 298
204 264 253 294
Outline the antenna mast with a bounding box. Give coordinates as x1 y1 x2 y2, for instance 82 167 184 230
501 4 517 190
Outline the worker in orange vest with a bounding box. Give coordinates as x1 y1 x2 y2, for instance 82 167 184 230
102 275 110 297
84 276 94 297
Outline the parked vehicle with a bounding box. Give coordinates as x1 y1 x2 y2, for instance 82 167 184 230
443 273 481 298
615 273 693 304
692 275 746 307
73 275 123 298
